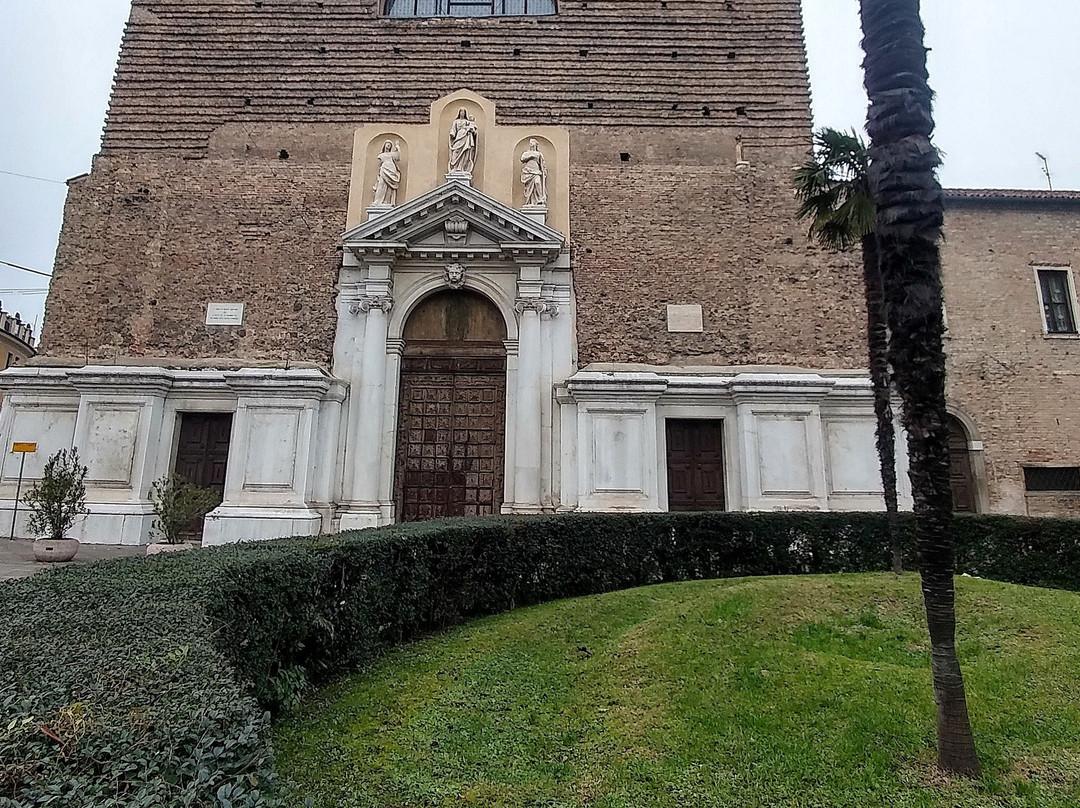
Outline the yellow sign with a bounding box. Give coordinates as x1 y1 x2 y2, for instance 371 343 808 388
12 442 37 453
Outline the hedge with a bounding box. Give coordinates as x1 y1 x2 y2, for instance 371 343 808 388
1 511 1078 806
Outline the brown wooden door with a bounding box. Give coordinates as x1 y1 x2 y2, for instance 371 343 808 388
174 413 233 494
396 355 506 521
394 289 508 522
173 413 232 539
667 419 726 511
948 416 977 513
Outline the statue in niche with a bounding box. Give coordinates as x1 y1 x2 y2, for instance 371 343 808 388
447 108 478 175
520 138 548 207
372 139 402 206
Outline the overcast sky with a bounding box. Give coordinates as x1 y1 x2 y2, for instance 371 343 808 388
2 0 1078 334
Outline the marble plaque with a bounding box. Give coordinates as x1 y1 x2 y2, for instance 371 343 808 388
666 304 704 333
206 302 245 326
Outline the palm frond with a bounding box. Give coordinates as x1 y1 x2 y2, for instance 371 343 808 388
793 127 875 250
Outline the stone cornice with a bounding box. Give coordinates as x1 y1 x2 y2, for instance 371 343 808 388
68 366 175 396
222 368 334 400
567 372 669 403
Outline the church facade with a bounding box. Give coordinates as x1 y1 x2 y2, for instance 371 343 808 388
1 1 1076 544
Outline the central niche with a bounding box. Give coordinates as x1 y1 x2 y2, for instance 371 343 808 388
394 290 508 521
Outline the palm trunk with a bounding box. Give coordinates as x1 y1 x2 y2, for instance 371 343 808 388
861 234 901 572
860 0 981 776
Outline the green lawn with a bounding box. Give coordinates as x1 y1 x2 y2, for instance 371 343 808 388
275 573 1080 807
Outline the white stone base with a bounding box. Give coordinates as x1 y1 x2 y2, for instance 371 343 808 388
0 503 34 542
337 504 393 532
79 502 157 545
0 501 156 545
521 204 548 225
201 506 323 546
366 204 392 222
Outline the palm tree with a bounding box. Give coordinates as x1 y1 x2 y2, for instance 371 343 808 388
859 0 981 776
794 128 902 573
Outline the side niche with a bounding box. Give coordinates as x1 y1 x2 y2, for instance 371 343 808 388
514 135 556 210
363 134 409 212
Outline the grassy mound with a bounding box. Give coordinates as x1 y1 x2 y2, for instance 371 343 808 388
276 573 1080 808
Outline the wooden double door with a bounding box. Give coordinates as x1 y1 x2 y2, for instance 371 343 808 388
174 413 232 494
172 412 231 538
394 290 508 522
666 419 727 511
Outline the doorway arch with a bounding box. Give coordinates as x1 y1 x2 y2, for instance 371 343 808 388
947 414 978 513
394 289 508 521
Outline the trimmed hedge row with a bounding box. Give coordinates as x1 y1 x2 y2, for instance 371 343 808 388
1 511 1078 806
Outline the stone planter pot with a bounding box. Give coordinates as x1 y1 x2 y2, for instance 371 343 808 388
146 542 198 556
33 538 81 563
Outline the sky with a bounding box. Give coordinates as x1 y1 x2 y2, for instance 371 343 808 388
1 0 1078 335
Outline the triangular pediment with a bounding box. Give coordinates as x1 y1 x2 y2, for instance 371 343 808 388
342 181 564 261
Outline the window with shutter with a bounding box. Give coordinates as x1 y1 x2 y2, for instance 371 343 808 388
1036 268 1077 335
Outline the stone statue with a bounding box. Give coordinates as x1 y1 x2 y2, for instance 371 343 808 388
520 138 548 207
372 140 401 206
448 108 478 176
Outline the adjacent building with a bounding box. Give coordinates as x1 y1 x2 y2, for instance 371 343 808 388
941 189 1080 517
0 1 1075 544
0 307 36 371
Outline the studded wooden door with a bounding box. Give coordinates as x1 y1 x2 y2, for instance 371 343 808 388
396 355 506 521
394 289 509 522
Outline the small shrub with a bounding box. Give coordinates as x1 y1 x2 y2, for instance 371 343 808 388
22 449 88 541
150 474 222 544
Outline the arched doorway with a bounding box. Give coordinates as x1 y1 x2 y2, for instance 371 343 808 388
947 415 977 513
394 289 508 521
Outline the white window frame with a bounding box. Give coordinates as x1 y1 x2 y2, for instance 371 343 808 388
1033 265 1080 338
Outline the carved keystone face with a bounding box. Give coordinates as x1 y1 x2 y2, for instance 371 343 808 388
445 263 467 289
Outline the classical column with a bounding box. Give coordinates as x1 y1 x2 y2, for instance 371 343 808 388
538 296 560 510
340 284 393 529
512 297 547 513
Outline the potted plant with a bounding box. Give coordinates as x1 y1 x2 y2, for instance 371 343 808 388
24 448 89 563
147 474 221 555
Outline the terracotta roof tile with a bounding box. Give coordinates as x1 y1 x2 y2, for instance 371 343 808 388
945 188 1080 203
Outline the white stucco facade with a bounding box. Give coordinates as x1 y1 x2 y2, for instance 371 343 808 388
0 357 909 546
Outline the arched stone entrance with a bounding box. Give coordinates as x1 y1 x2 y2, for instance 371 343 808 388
394 290 508 521
947 414 978 513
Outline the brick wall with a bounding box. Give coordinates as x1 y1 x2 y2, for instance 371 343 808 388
103 1 814 154
41 0 870 370
941 196 1080 516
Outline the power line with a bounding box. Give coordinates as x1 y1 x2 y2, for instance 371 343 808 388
0 260 52 278
0 289 49 295
0 169 67 186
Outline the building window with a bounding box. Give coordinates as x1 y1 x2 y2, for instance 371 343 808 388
1023 466 1080 492
1035 267 1077 335
385 0 556 17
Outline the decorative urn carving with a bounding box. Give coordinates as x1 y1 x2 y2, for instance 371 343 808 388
445 215 468 240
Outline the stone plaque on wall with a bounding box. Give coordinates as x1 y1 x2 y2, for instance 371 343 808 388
667 304 704 333
206 302 245 326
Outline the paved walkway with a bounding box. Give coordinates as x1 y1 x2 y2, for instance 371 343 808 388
0 540 145 581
